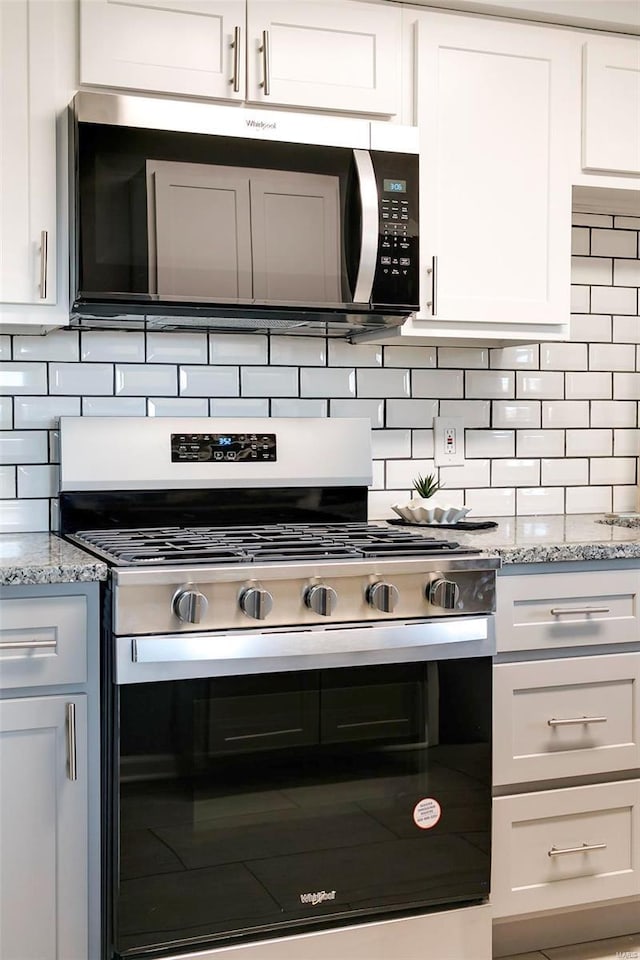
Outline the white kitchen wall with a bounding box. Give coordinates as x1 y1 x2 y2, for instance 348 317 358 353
0 212 638 532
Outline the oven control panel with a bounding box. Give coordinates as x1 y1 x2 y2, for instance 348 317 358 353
171 433 277 463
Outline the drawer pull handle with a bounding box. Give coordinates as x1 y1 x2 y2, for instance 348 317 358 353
1 639 57 650
230 25 241 92
66 702 77 782
550 606 610 616
548 842 607 857
259 29 270 95
39 229 48 299
548 716 608 727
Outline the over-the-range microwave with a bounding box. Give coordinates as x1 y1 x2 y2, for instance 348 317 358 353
69 92 419 339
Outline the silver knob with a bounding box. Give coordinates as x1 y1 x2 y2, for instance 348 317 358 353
240 586 273 620
428 577 460 610
305 584 338 617
367 581 400 613
173 588 208 624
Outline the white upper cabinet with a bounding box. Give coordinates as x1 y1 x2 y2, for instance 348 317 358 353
0 0 57 306
79 0 401 116
582 37 640 176
389 11 575 344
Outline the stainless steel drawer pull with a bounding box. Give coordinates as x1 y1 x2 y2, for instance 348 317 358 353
0 639 56 650
426 254 438 315
66 702 77 782
550 606 610 616
259 29 270 95
548 842 607 857
39 229 48 299
230 25 241 92
548 716 607 727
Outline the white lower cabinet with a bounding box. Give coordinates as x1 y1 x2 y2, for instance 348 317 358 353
492 779 640 917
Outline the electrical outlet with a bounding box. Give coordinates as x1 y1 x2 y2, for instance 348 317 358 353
433 416 464 467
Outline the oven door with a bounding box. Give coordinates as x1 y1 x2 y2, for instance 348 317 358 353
107 622 492 959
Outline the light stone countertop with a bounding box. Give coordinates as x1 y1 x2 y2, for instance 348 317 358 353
0 533 108 586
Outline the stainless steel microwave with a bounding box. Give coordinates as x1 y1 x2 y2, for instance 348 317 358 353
69 92 419 339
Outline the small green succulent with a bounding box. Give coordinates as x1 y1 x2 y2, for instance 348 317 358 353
412 472 443 499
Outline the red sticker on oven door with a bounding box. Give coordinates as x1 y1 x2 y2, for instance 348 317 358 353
413 798 441 829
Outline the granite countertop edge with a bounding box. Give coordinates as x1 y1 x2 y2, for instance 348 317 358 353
0 533 108 587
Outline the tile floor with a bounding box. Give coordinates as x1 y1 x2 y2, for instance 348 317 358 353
502 932 640 960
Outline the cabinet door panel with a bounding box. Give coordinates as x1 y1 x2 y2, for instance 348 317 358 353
246 1 400 115
0 695 87 960
583 39 640 175
80 0 245 100
0 0 56 304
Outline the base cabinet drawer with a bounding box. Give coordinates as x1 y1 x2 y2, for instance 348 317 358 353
0 596 87 689
492 780 640 917
496 570 640 652
493 653 640 785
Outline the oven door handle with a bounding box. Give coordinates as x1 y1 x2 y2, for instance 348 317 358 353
117 616 493 683
352 149 378 305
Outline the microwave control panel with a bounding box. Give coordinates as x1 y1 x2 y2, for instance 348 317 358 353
171 433 277 463
371 155 419 309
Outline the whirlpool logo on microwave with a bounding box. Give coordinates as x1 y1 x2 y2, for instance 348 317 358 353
245 119 277 131
299 890 337 906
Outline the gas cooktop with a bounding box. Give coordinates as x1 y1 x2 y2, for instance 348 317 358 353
68 522 480 567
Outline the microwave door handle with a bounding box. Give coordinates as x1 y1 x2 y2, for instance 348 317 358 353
352 149 379 304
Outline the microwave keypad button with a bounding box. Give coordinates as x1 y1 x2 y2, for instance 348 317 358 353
400 258 410 266
381 257 391 265
391 268 400 275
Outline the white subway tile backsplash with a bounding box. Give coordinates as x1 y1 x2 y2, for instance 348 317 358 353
0 397 12 430
300 368 353 398
148 398 209 417
51 362 113 395
613 429 640 456
566 429 612 456
490 345 539 369
516 487 565 515
565 486 612 514
81 331 145 363
210 334 268 365
0 362 47 394
493 401 541 429
48 431 59 464
440 459 490 488
541 343 587 371
571 227 589 256
243 366 299 397
179 366 239 397
466 370 514 399
437 347 488 369
591 400 638 428
572 214 613 227
591 228 637 258
565 372 611 400
330 399 384 427
14 331 79 361
368 490 408 520
440 400 490 428
412 369 463 398
383 345 436 368
0 336 11 360
517 429 564 457
115 364 176 396
386 459 436 490
210 398 269 417
613 486 639 512
613 316 640 343
371 461 385 490
570 315 612 342
271 399 327 418
615 216 640 229
465 487 515 517
14 396 80 429
465 430 514 459
357 369 410 399
613 258 640 287
146 333 208 364
589 343 636 371
570 256 611 285
516 371 564 399
371 430 411 460
590 457 637 485
541 458 588 486
411 430 434 458
0 499 49 533
328 340 382 367
270 337 326 367
591 285 637 315
82 397 146 417
614 372 640 400
0 431 48 464
542 401 589 428
17 464 58 499
0 466 16 499
386 399 437 429
570 285 590 313
492 458 540 487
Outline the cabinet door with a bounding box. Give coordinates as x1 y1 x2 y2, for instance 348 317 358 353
414 13 573 329
0 695 88 960
583 38 640 175
80 0 246 100
246 1 400 115
0 0 56 305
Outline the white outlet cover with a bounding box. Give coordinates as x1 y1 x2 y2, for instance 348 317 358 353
434 416 465 467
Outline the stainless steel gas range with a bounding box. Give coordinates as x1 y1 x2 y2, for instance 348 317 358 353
59 417 499 960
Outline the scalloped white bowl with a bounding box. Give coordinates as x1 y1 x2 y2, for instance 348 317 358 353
391 501 471 525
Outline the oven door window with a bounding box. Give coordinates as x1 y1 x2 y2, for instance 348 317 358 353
113 659 491 958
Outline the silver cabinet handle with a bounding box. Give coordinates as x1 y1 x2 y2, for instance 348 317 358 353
39 229 48 299
426 254 437 315
0 639 56 650
550 606 610 616
352 149 378 305
259 29 270 95
548 842 607 857
548 716 607 727
66 702 77 781
230 25 241 93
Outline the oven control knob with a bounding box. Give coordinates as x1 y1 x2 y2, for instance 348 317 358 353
240 587 273 620
173 589 208 624
305 584 338 617
367 581 400 613
427 577 460 610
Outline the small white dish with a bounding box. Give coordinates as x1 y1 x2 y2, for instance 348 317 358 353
391 500 471 525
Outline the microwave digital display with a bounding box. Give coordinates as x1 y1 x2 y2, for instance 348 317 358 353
383 179 407 193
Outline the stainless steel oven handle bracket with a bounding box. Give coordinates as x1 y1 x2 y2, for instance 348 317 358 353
352 149 379 305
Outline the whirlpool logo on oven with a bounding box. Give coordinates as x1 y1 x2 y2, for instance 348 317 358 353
299 890 337 906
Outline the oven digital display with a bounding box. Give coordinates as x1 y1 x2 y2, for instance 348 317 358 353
171 433 277 463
